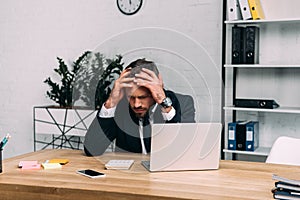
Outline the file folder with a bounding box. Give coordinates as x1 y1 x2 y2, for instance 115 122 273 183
236 121 248 151
232 26 245 64
272 188 300 200
244 26 259 64
228 122 237 150
228 121 245 150
238 0 252 20
227 0 242 21
245 121 259 151
248 0 265 20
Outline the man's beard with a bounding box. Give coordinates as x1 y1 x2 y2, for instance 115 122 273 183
133 106 147 118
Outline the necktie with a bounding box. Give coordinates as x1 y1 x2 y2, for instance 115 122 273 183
139 118 147 155
139 104 158 155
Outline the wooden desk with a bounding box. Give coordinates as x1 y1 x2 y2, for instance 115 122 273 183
0 149 298 200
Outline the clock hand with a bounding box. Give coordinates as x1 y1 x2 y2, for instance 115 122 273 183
129 0 132 5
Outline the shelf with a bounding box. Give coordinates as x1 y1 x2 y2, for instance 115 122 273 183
224 106 300 114
224 64 300 68
223 147 270 156
225 18 300 25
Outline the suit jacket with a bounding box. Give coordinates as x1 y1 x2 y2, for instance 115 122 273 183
84 90 195 156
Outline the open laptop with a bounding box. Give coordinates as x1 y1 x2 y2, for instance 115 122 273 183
141 123 222 172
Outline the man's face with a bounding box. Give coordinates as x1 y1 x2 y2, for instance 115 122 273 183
125 85 155 118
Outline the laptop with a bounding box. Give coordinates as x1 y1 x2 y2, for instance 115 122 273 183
141 123 222 172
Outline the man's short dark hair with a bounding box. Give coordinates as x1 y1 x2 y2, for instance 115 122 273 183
125 58 159 77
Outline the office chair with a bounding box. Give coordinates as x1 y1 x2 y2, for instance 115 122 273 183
266 136 300 166
175 93 196 123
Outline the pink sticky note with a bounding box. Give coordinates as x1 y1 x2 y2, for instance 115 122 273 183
21 164 41 170
18 161 38 168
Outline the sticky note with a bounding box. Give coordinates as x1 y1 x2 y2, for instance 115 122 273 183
18 161 38 168
19 161 41 170
22 164 41 170
48 159 69 165
42 163 62 170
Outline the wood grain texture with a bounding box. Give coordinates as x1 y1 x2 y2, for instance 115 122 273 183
0 149 298 199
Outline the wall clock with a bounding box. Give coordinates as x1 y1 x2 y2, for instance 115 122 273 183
117 0 143 15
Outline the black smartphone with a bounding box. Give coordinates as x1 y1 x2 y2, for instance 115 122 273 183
77 169 106 178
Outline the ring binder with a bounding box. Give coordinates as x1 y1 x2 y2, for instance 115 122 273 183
246 121 259 151
227 0 242 21
245 26 259 64
232 26 245 64
238 0 252 20
248 0 265 20
234 98 280 109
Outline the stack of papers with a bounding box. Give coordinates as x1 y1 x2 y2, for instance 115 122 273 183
105 160 134 170
272 174 300 199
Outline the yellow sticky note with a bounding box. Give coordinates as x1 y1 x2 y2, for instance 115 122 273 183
48 159 69 165
42 163 62 170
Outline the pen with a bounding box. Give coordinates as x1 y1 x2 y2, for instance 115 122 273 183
0 134 11 149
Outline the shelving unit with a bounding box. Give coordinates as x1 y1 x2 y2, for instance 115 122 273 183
223 1 300 161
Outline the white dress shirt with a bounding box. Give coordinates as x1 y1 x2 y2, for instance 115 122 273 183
99 103 176 155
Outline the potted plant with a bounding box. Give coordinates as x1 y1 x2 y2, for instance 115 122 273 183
44 51 124 109
75 52 124 109
44 51 91 108
36 51 124 150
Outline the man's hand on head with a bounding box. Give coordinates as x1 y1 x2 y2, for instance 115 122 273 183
133 68 166 104
104 68 135 108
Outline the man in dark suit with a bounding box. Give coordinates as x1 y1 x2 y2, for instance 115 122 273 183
84 59 195 156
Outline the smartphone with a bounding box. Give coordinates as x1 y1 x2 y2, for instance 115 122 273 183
77 169 106 178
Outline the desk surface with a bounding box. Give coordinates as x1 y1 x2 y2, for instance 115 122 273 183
0 149 298 200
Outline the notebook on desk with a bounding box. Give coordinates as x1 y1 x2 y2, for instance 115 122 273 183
141 123 222 172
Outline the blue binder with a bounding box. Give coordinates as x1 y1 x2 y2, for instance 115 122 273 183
245 121 259 151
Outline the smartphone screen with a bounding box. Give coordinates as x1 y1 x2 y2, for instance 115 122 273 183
77 169 106 178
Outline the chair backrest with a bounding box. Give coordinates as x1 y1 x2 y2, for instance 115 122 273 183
266 136 300 166
175 93 196 123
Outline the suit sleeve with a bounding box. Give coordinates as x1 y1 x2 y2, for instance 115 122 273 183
83 112 117 156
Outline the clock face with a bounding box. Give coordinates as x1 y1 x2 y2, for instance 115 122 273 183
117 0 143 15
